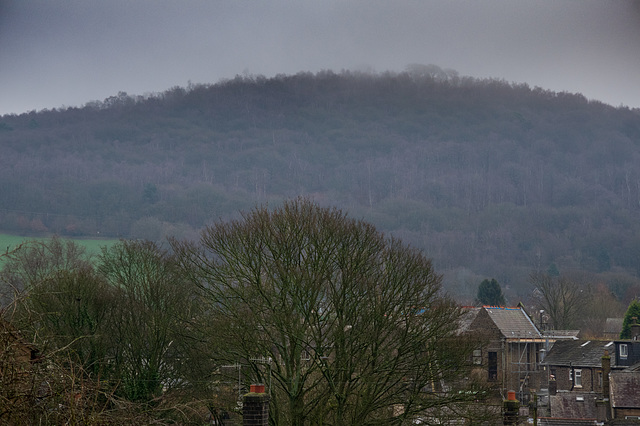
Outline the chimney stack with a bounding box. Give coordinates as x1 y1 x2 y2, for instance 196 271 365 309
601 350 610 399
243 384 270 426
503 391 519 425
631 317 640 340
598 350 612 422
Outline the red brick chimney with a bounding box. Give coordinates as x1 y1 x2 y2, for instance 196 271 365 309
243 384 270 426
503 390 519 425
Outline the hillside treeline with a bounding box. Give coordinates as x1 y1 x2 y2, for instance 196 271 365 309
1 66 640 300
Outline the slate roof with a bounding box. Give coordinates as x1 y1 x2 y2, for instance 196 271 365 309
538 418 598 426
542 330 580 340
610 370 640 408
483 306 542 339
548 392 600 421
604 317 623 336
457 307 481 334
542 339 617 368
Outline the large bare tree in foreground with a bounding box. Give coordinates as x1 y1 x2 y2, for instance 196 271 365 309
173 199 487 425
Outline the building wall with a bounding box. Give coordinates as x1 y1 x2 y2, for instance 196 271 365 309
550 366 602 393
469 309 505 384
473 339 546 401
614 341 640 367
503 341 545 397
465 308 548 403
614 407 640 419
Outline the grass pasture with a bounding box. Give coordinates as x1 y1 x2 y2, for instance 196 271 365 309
0 233 119 264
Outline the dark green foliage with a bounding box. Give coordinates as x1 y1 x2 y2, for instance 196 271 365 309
620 299 640 339
476 278 506 306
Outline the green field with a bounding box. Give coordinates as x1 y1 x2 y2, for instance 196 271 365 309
0 233 120 263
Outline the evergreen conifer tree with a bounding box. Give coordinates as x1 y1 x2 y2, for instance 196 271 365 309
620 299 640 339
476 278 506 306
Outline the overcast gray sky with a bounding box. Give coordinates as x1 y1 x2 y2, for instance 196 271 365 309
1 0 639 116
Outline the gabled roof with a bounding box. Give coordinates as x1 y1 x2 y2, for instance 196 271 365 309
547 392 600 422
483 306 542 339
542 339 616 368
610 370 640 408
457 307 481 334
604 317 623 335
542 330 580 340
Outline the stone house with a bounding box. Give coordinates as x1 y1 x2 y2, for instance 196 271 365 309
606 337 640 421
542 339 616 420
460 306 546 403
609 369 640 420
544 340 615 393
541 336 640 423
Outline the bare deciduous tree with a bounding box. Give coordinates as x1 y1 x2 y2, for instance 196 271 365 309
173 199 487 425
98 240 198 402
0 236 92 307
1 237 224 423
530 272 585 330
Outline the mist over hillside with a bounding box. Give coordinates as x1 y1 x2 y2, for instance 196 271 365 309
2 67 640 302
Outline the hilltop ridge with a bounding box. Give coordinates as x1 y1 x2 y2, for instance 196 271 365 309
1 68 640 301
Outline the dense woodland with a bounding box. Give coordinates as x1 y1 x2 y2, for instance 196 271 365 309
2 66 640 302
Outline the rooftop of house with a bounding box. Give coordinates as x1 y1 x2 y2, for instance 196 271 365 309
538 419 598 426
542 330 580 340
546 392 600 422
610 370 640 408
542 339 616 368
604 317 623 336
625 361 640 371
457 307 481 334
483 306 542 339
459 306 542 339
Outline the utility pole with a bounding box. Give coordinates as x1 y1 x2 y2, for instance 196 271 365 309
529 391 538 426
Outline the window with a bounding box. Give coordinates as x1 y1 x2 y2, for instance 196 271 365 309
488 352 498 381
574 369 582 387
620 344 628 359
598 371 602 388
473 349 482 365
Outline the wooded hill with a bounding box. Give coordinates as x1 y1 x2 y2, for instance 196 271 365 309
2 66 640 301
